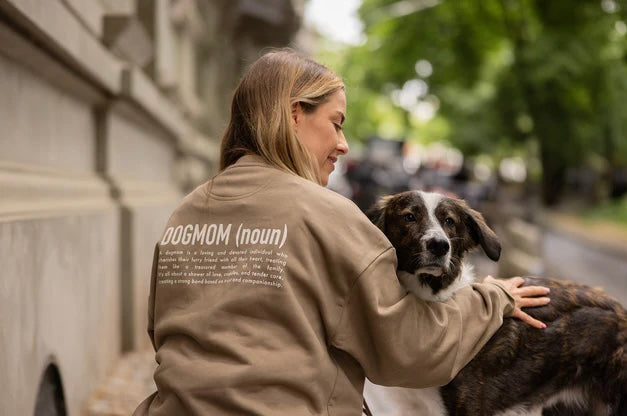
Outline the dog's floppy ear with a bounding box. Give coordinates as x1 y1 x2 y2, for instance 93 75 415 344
463 205 501 261
366 195 392 232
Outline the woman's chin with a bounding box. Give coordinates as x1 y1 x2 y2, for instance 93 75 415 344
320 164 335 186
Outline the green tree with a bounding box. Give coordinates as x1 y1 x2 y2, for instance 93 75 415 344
338 0 627 205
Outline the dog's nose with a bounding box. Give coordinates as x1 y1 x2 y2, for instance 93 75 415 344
427 238 450 257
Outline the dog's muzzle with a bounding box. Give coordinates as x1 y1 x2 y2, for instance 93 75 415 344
426 238 450 257
413 237 452 277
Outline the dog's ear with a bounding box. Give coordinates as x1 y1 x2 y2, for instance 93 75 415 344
366 196 392 232
463 205 501 261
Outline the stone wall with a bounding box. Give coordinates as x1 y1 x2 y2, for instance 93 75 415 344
0 1 304 414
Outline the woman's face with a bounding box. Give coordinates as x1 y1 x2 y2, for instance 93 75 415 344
293 90 349 186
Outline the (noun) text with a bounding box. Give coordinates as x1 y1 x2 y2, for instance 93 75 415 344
160 223 288 249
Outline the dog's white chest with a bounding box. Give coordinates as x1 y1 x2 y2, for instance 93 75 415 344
398 263 476 302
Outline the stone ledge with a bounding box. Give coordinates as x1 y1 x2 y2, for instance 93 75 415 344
501 217 542 257
62 0 106 38
179 131 219 164
0 0 122 93
0 162 115 222
85 350 156 416
121 67 188 139
120 68 218 165
499 247 545 277
0 18 105 105
110 177 182 207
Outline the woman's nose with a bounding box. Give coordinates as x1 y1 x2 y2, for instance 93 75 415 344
337 134 349 155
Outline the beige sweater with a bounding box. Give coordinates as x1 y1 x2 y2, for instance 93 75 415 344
133 155 514 416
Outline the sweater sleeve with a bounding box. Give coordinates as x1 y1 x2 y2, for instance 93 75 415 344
330 247 514 388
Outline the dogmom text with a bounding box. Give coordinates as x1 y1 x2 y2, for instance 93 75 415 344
160 223 288 249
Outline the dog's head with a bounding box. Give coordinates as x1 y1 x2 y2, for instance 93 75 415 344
367 190 501 299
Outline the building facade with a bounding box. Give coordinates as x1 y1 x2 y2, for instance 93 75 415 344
0 1 304 414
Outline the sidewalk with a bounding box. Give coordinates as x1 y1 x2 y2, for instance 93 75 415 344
86 351 156 416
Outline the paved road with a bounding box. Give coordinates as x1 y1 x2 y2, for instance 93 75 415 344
543 228 627 307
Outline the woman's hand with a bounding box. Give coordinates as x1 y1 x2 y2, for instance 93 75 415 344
484 276 551 329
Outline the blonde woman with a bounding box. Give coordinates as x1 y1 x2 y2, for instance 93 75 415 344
133 50 549 416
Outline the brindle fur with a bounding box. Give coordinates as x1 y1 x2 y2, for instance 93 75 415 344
368 192 500 297
367 191 627 416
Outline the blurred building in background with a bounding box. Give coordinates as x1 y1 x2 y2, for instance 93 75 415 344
0 0 305 414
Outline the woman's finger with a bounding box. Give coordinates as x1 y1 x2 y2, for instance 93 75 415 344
512 285 551 297
512 309 547 329
517 296 551 308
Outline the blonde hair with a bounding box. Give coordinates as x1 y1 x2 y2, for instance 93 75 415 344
219 49 345 184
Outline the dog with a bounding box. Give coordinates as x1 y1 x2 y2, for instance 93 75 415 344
363 190 627 416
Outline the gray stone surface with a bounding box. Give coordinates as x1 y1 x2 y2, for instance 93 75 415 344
0 0 123 93
0 1 306 415
121 203 179 352
63 0 107 38
0 211 120 416
105 102 178 181
0 52 97 172
122 67 188 140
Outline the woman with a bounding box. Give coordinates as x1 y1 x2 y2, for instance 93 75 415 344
134 49 549 416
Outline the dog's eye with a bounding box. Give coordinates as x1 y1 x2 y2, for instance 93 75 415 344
444 217 455 227
403 213 417 222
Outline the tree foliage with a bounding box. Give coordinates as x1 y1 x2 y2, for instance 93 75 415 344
333 0 627 205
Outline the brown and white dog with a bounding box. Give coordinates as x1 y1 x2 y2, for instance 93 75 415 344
364 190 627 416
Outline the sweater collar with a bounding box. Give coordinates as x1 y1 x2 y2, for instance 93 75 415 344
205 154 275 200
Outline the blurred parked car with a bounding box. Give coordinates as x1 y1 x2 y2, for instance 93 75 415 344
345 137 411 211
